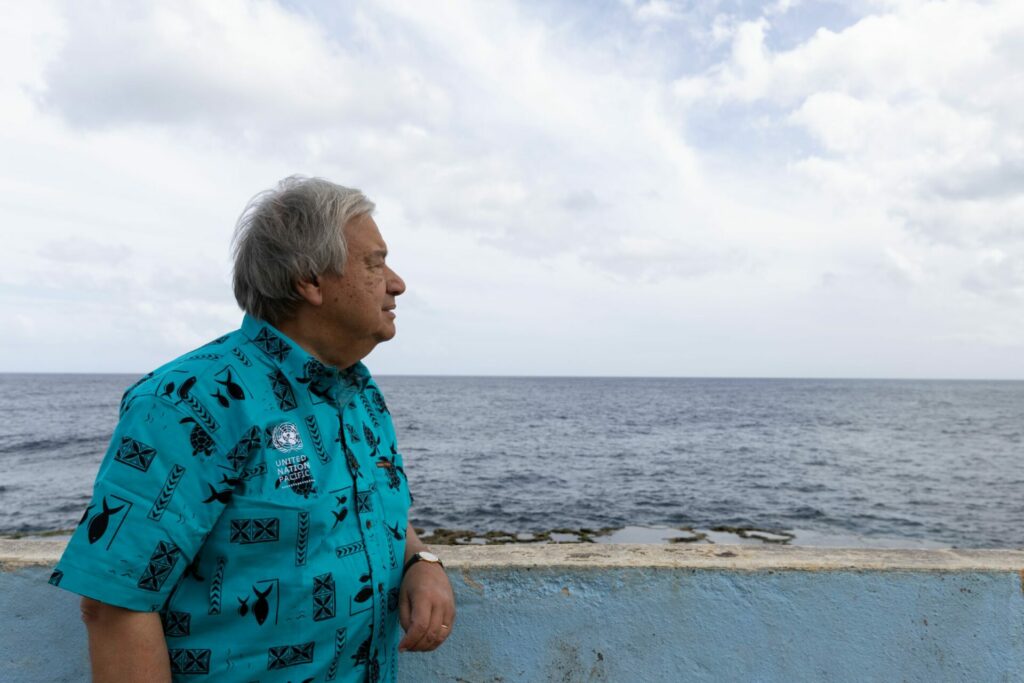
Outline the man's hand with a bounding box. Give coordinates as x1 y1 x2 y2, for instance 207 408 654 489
397 560 456 652
397 525 455 652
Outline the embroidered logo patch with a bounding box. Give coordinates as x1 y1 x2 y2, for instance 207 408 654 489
275 454 316 496
271 422 303 452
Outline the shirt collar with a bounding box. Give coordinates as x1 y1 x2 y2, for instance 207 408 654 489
240 314 371 403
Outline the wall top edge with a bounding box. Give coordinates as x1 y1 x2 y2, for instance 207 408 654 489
3 539 1023 572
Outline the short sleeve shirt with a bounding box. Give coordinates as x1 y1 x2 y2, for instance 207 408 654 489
51 314 412 683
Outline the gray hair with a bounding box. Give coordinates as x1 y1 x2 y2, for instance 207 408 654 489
231 175 375 324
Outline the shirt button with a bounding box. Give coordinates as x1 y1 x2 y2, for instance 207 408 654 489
365 520 372 529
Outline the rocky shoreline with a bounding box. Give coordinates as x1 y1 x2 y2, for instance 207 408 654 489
417 525 796 545
5 524 950 549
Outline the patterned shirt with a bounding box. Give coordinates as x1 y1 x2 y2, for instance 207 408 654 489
51 314 412 682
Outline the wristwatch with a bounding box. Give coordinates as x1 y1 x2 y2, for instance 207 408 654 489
403 551 443 576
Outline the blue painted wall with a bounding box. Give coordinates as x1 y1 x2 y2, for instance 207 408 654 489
2 567 89 683
3 560 1022 681
399 566 1024 682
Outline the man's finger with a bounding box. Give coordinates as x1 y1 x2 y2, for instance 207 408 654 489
441 603 455 639
422 600 447 651
445 602 456 630
434 604 454 647
399 589 411 633
398 598 432 652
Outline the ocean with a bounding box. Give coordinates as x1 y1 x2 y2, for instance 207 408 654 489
1 373 1021 548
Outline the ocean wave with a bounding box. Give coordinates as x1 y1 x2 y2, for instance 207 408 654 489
0 434 107 456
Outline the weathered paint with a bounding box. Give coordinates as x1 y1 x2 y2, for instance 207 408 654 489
2 541 1022 682
1 565 89 683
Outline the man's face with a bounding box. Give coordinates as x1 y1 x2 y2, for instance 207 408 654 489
318 213 406 355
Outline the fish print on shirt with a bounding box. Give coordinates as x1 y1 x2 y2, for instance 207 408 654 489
86 496 131 549
237 579 278 626
211 366 246 408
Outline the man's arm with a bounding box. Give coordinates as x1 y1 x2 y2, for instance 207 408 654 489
403 522 429 562
54 393 246 681
80 598 171 683
398 523 456 653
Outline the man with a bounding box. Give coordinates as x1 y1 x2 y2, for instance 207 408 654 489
50 176 455 682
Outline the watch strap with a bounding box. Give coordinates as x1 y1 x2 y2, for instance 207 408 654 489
403 551 443 577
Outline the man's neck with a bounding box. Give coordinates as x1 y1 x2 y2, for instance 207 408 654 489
274 315 364 371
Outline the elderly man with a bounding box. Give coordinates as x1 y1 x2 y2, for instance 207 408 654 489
50 176 454 682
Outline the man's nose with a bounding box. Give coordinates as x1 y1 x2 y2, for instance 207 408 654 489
387 267 406 295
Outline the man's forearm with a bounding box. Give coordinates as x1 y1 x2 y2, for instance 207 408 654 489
81 598 171 683
404 522 429 562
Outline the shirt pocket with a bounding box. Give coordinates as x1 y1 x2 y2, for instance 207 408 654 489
232 419 327 504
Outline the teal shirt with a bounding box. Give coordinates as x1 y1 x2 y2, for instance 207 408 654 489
51 314 412 682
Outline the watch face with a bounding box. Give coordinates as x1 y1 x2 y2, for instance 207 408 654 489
420 551 439 562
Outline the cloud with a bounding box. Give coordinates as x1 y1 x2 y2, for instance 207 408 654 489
38 0 451 134
962 251 1024 301
672 0 1024 312
676 2 1016 106
42 237 132 265
623 0 688 24
926 157 1024 202
2 0 1023 376
31 1 729 279
581 238 749 281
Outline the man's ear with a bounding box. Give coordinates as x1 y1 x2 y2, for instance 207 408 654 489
294 275 323 306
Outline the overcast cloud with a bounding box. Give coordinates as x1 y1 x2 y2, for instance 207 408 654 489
2 0 1022 378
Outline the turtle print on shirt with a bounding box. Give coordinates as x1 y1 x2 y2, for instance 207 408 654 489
51 314 413 682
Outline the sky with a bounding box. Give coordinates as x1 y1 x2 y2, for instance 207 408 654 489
2 0 1022 378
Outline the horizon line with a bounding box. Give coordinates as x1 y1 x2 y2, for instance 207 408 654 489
1 371 1022 382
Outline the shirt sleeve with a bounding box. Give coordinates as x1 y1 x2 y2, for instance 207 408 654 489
51 393 237 611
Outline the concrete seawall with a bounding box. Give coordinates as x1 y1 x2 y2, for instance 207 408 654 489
2 540 1022 681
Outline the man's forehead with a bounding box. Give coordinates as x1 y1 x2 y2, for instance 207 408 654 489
343 214 387 253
